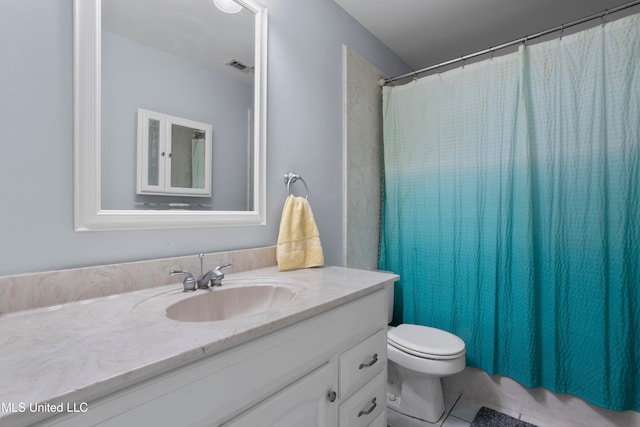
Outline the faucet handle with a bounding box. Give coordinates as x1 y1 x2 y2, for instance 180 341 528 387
170 270 197 292
210 263 232 286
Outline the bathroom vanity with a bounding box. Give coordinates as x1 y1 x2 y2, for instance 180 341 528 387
0 265 397 427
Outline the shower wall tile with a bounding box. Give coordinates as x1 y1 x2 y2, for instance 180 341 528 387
344 46 385 270
0 246 276 315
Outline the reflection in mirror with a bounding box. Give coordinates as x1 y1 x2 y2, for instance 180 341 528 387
136 109 213 202
169 125 206 190
102 0 252 211
73 0 266 230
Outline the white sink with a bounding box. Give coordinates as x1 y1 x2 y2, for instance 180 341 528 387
165 285 296 322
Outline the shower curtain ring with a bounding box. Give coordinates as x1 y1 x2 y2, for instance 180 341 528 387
602 9 609 26
560 24 564 40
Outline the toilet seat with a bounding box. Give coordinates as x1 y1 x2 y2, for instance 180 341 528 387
387 324 465 360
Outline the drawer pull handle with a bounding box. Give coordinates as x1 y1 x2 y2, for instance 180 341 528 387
358 353 378 369
357 397 377 417
327 390 337 402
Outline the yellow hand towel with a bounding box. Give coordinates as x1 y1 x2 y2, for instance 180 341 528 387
276 195 325 271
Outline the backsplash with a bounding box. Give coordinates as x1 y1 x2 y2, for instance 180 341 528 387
0 246 276 315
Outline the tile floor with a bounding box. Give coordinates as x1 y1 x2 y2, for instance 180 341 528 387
386 389 528 427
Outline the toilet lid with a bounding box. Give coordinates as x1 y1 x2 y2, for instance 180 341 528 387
388 324 465 360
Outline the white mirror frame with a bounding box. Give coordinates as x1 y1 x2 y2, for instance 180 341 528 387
73 0 267 231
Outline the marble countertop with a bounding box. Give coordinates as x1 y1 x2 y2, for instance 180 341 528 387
0 266 398 426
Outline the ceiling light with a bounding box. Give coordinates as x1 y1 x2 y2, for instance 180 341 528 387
213 0 243 14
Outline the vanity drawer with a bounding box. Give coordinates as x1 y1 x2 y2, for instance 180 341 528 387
339 328 386 398
339 371 385 427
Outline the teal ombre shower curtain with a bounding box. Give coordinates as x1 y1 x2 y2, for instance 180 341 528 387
379 14 639 411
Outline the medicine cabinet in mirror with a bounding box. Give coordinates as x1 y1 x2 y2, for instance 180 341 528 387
73 0 267 230
137 109 213 198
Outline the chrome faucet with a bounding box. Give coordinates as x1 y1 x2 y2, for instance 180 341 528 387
169 254 232 292
198 263 232 288
169 270 197 292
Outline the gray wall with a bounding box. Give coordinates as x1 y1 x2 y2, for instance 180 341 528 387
0 0 410 277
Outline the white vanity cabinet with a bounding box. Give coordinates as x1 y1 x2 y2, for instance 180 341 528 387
222 362 338 427
225 320 387 427
38 288 388 427
337 329 387 426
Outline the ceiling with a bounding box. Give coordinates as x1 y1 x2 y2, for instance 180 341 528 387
102 0 255 84
334 0 635 73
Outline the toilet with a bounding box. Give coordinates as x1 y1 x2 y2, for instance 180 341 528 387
385 282 466 423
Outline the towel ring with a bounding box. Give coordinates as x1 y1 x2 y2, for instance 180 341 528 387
284 172 309 199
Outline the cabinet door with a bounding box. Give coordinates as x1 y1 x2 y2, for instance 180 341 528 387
222 362 337 427
137 109 167 194
136 108 213 197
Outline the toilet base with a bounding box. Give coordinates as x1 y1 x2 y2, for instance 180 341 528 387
387 362 445 423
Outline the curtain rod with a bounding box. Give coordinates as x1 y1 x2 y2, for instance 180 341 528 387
382 0 640 85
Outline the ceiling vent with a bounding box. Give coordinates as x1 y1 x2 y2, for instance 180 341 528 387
225 59 254 72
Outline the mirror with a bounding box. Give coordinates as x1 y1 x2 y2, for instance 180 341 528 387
74 0 267 230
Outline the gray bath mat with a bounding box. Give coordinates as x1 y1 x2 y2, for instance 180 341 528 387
470 407 538 427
